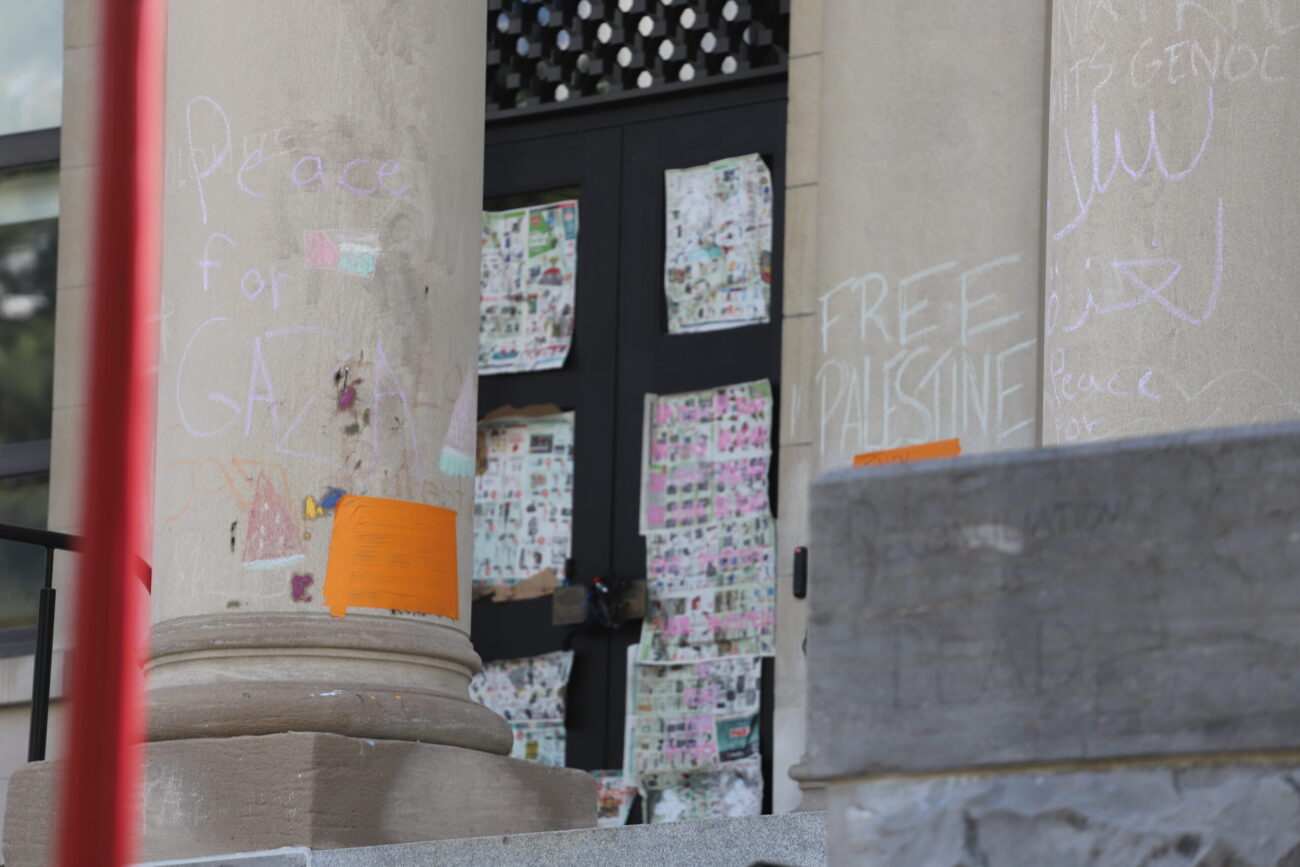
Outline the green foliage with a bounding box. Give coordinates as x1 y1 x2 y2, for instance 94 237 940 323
0 216 59 626
0 474 48 628
0 217 57 445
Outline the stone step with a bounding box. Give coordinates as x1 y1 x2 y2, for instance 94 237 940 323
137 812 828 867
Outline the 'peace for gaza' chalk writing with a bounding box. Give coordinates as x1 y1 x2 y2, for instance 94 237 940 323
185 95 410 226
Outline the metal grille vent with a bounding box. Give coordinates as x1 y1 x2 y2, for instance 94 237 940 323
487 0 790 116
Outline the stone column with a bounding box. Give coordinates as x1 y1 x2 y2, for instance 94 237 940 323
1042 3 1300 444
4 2 593 863
148 0 499 757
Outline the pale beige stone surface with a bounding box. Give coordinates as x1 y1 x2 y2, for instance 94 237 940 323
56 44 99 171
45 406 85 534
781 186 820 317
786 54 823 189
789 0 824 57
63 0 101 51
0 703 63 864
50 285 87 410
52 165 92 290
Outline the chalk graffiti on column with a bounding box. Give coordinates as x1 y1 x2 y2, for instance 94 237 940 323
242 471 305 570
165 91 442 563
814 252 1036 463
304 230 382 278
1045 2 1300 442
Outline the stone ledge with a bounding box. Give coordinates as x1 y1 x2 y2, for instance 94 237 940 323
804 422 1300 779
139 850 311 866
4 733 596 866
129 813 828 867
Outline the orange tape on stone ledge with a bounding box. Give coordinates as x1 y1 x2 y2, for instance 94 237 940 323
853 438 962 468
324 496 459 619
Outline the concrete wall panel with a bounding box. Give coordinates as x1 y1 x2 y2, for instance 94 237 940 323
805 423 1300 779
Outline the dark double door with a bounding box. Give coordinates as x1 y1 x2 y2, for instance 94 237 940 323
471 81 786 800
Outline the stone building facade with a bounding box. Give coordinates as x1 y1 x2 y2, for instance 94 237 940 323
2 0 1299 861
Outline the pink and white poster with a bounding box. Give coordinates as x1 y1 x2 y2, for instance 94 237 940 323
637 380 775 663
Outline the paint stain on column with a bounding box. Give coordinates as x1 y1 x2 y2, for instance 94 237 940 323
291 573 314 602
334 366 363 411
305 487 348 520
230 521 237 552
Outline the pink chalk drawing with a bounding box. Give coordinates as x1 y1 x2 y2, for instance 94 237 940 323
439 370 478 477
303 230 380 277
242 471 305 570
291 573 314 602
304 230 339 269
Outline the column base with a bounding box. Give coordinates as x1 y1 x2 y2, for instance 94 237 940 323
3 732 596 866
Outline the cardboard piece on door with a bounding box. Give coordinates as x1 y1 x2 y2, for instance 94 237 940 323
485 567 559 603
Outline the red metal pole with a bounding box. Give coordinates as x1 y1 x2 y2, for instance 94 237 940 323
57 0 165 864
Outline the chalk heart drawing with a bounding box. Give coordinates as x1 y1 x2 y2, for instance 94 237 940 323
242 471 305 570
303 230 380 278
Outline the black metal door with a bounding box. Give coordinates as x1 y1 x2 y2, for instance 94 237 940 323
473 81 786 801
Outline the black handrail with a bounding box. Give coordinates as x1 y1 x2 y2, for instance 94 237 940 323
0 521 152 762
0 521 75 762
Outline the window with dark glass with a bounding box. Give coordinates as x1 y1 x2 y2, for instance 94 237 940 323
0 0 62 649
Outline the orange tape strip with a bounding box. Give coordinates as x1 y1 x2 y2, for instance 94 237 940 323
324 495 458 619
853 439 962 468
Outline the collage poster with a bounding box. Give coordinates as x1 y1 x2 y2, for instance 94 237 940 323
469 649 574 768
639 516 776 664
592 770 637 828
622 649 764 823
627 379 776 819
639 379 773 534
639 757 764 824
626 654 762 775
638 379 776 663
480 199 578 374
663 153 773 335
473 412 574 589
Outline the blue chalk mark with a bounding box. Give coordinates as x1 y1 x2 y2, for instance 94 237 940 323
440 449 476 478
320 487 347 510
